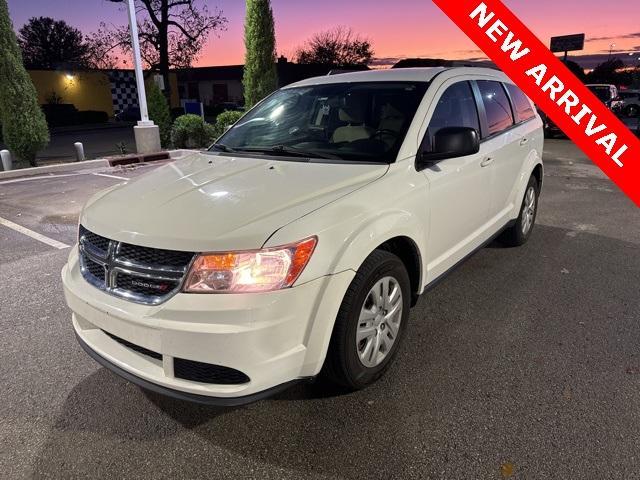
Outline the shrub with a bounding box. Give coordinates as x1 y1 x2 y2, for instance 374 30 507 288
41 104 78 127
213 110 244 139
243 0 277 108
0 0 49 167
170 114 216 149
41 105 108 127
76 110 109 124
146 82 172 147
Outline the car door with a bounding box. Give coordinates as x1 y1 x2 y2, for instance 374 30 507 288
419 80 493 281
503 82 539 205
474 80 522 220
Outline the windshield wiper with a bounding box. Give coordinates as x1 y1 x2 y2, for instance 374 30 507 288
234 145 340 160
210 143 236 153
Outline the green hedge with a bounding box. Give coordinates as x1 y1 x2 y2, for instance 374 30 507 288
170 114 216 149
147 83 172 147
213 110 244 139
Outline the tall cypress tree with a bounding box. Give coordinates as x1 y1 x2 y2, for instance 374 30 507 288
243 0 277 108
0 0 49 167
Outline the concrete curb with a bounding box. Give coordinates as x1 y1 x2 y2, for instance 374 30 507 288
0 159 110 180
106 151 170 167
0 149 200 181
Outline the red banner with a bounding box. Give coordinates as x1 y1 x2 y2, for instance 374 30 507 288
433 0 640 207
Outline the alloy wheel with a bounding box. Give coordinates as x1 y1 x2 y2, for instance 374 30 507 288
521 186 536 235
356 276 403 368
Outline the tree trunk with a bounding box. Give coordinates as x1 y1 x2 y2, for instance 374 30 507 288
159 0 171 104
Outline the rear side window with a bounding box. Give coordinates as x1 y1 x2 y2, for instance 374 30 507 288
426 81 480 147
477 80 514 136
505 83 536 122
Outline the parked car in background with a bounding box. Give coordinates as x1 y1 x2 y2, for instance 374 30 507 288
619 90 640 118
62 67 544 405
41 103 109 127
537 108 563 138
586 84 624 114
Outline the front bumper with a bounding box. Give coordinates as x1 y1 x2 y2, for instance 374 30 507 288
62 246 354 403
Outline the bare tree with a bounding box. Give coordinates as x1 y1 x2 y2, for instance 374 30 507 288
88 1 227 85
295 26 373 67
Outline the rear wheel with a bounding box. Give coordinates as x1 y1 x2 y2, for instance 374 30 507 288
499 175 539 247
322 250 411 390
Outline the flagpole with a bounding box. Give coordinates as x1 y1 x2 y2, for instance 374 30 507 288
125 0 151 125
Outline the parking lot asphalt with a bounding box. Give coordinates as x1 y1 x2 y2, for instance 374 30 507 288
0 125 137 165
1 141 639 480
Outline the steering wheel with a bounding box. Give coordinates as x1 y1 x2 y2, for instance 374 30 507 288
371 129 400 141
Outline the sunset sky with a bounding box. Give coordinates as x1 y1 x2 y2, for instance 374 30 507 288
6 0 640 69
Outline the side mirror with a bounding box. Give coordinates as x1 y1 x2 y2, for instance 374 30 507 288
418 127 480 168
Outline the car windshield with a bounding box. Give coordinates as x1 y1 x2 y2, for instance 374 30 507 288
213 82 429 163
588 86 612 102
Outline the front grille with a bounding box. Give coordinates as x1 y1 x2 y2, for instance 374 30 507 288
82 229 110 253
103 330 162 361
78 225 195 305
118 243 194 268
174 359 250 385
84 257 106 283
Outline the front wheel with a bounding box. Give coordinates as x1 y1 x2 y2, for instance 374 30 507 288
499 175 540 247
322 250 411 390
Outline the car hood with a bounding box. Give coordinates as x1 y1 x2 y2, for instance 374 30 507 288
81 152 388 251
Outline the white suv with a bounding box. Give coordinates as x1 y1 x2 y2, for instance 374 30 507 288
62 67 543 405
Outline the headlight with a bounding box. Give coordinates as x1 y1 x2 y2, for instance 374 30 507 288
183 237 317 293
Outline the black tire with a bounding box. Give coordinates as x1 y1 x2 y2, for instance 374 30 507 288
322 249 411 390
499 175 540 247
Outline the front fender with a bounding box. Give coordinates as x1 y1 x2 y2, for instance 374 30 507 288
326 210 425 285
265 160 429 286
267 205 427 289
266 208 426 378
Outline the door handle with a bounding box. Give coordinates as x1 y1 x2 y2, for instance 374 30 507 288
480 157 494 168
519 138 529 146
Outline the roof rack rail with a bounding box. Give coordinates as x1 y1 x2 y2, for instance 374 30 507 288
327 69 359 76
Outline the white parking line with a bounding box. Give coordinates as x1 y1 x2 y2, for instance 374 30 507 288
0 173 84 186
0 217 70 250
92 173 129 181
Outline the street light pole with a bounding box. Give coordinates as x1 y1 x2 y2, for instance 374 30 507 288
107 0 161 153
125 0 151 125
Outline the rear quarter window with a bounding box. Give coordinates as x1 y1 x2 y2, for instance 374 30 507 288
505 83 536 122
476 80 514 136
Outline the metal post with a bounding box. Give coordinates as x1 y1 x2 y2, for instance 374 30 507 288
125 0 151 126
1 150 12 171
74 142 85 162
